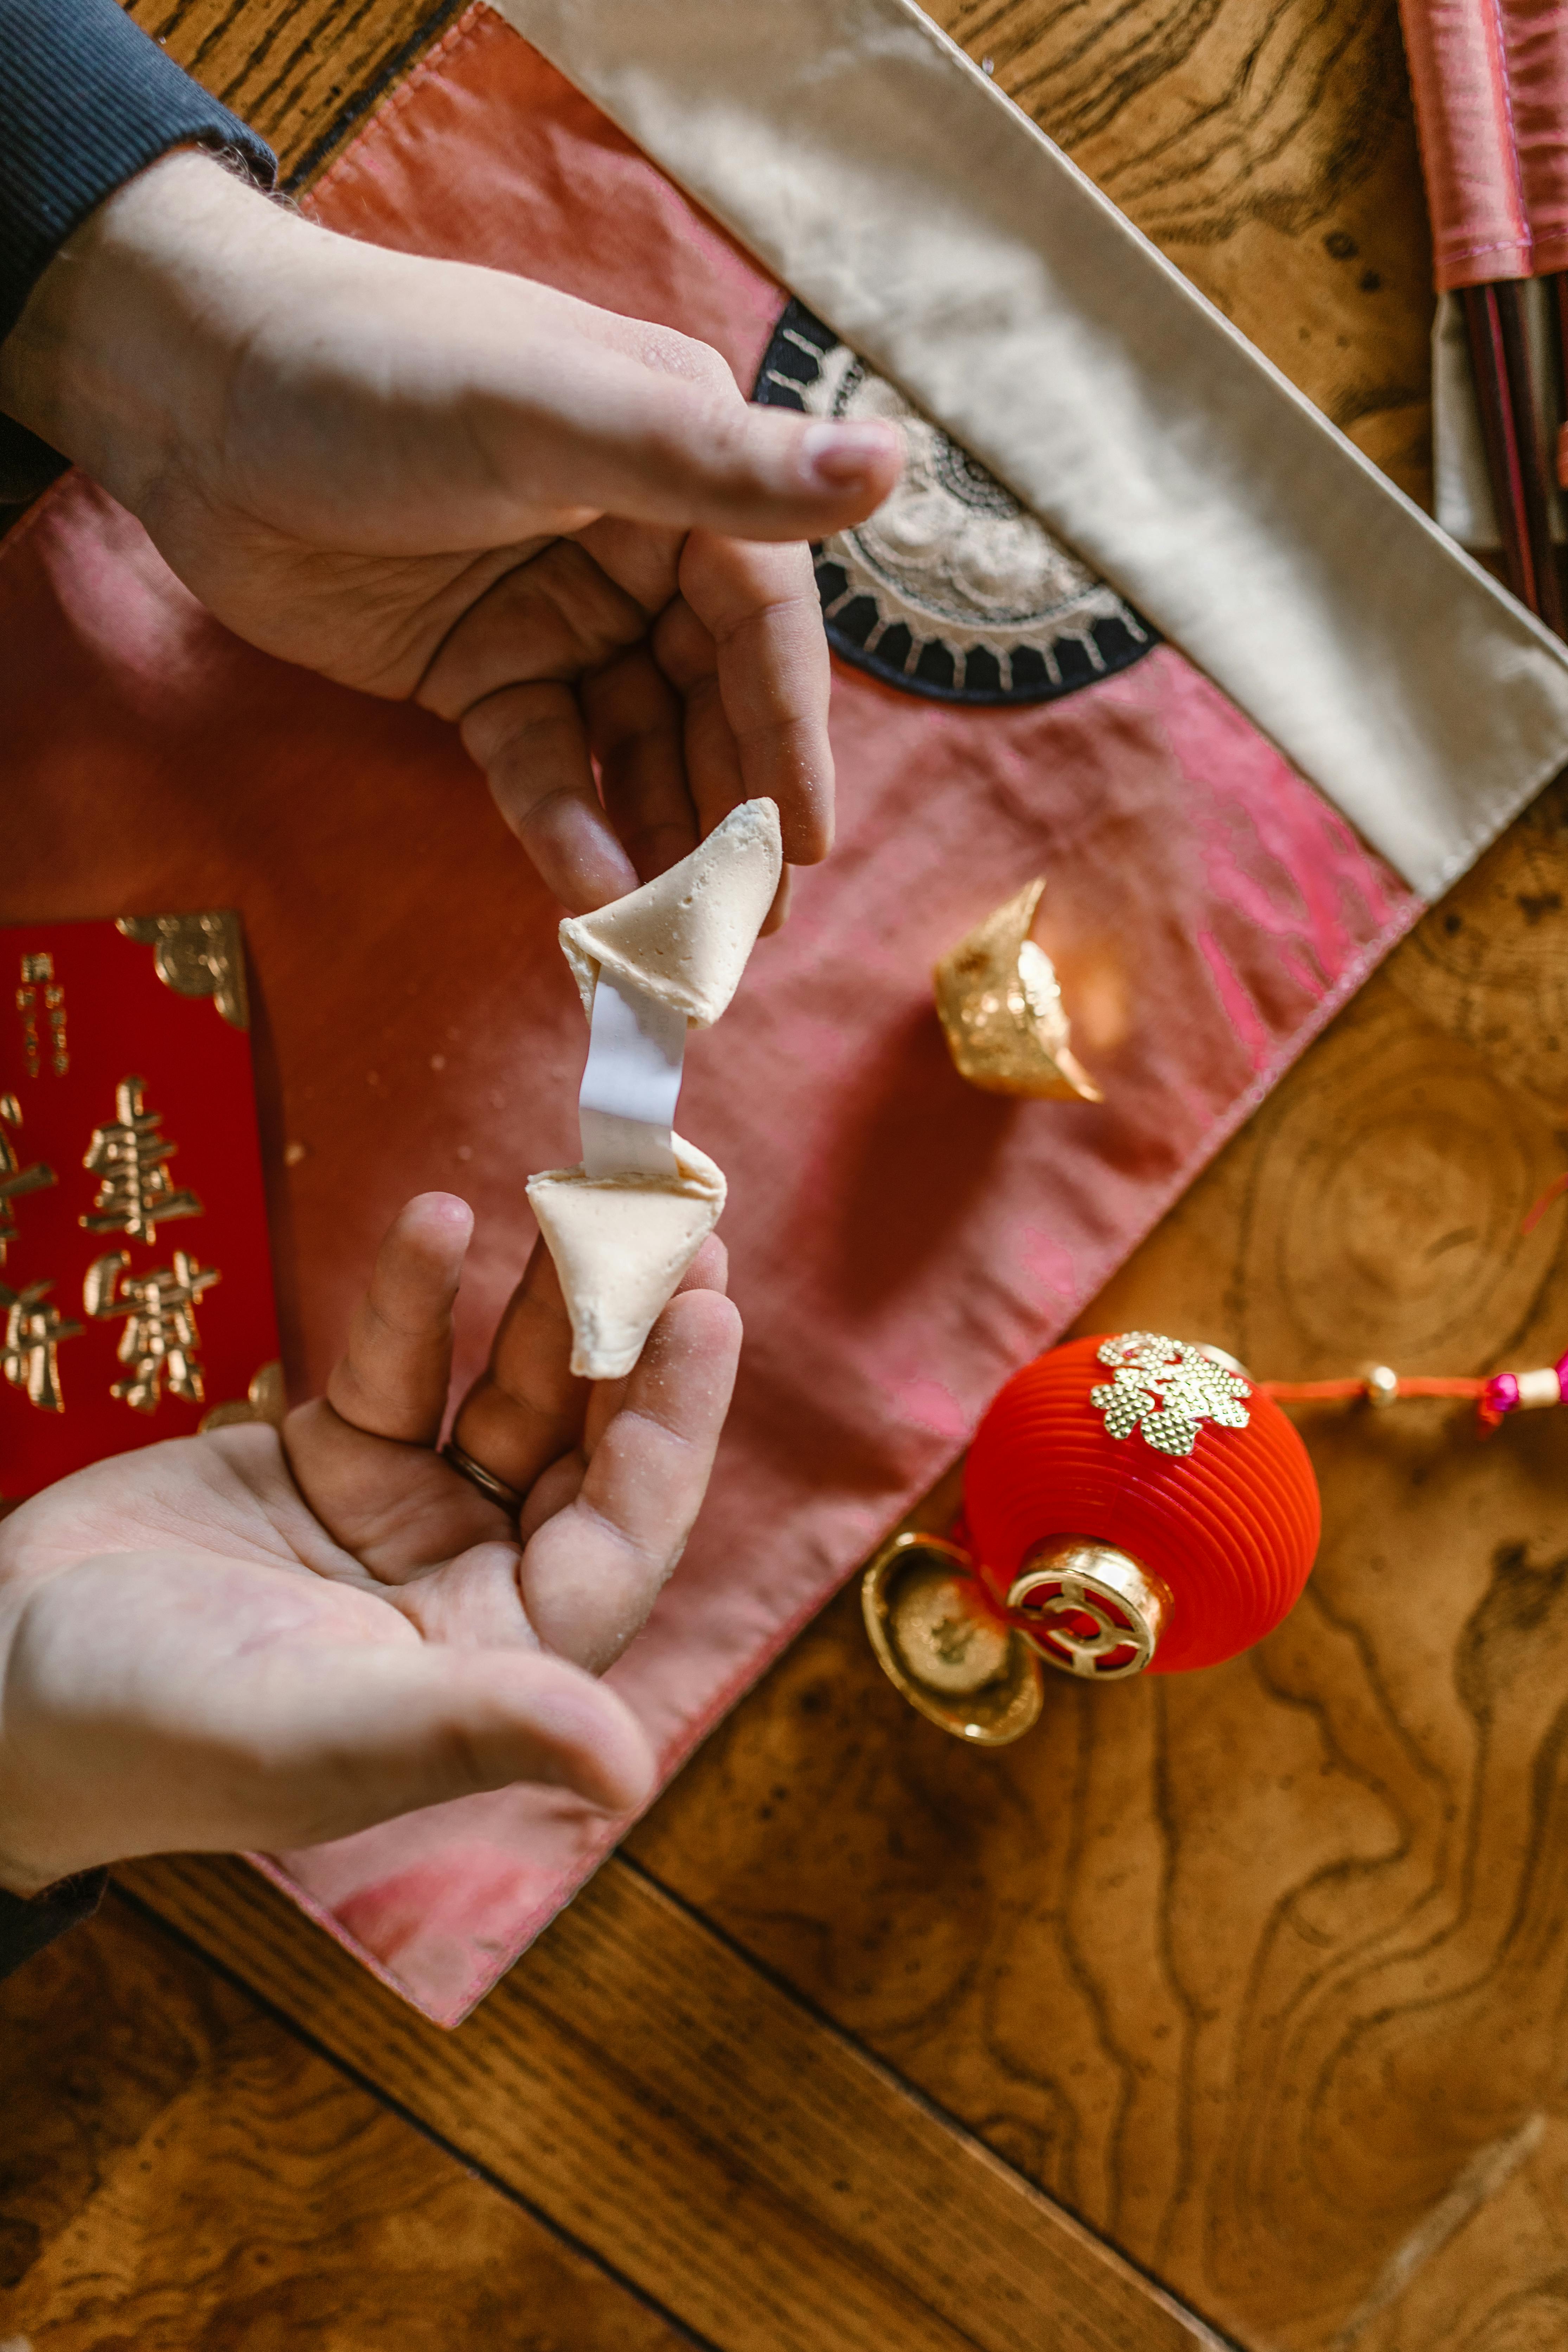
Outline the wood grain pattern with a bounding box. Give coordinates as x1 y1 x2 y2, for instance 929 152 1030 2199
0 1897 248 2301
117 1851 1231 2352
629 804 1568 2352
121 0 468 184
926 0 1435 503
1347 2113 1568 2351
1 1897 691 2351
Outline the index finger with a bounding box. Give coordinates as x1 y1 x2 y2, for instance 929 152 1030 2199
516 1284 742 1673
660 531 835 867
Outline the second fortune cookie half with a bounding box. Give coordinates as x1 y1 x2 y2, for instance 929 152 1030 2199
529 1136 727 1382
528 799 782 1381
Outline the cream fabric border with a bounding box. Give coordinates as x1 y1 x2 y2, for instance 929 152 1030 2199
498 0 1568 899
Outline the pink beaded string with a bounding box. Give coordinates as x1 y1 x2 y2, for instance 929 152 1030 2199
1255 1178 1568 1436
1477 1350 1568 1433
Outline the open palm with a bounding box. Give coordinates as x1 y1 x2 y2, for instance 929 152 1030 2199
0 1194 738 1894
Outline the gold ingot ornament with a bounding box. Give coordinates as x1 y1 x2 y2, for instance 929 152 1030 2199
862 1530 1043 1746
934 879 1101 1102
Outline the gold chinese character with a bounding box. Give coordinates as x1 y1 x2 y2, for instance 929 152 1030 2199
45 986 68 1076
0 1094 55 1264
85 1248 220 1413
15 978 40 1079
19 954 53 985
81 1076 202 1244
1 1278 83 1413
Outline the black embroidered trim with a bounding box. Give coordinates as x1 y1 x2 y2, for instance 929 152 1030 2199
753 301 1159 708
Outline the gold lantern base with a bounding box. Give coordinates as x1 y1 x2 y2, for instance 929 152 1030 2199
1007 1538 1170 1680
862 1531 1043 1745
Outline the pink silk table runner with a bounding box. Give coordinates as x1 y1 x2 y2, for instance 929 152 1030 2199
0 7 1421 2023
1399 0 1568 288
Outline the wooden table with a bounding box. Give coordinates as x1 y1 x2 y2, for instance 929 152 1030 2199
9 4 1568 2347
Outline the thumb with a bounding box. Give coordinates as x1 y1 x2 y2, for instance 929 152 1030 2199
545 369 907 542
1 1573 659 1882
258 1640 658 1831
468 300 906 543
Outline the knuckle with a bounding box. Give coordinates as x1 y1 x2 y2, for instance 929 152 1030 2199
459 679 580 765
637 322 733 390
650 597 713 686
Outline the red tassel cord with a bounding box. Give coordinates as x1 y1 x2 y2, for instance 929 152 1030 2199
1256 1359 1568 1435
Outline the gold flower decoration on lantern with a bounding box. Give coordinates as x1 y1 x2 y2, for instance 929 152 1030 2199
1089 1332 1252 1457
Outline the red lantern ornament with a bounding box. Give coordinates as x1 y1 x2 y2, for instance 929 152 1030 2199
864 1331 1321 1741
968 1332 1320 1675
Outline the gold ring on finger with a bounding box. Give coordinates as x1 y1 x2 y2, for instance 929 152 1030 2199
440 1438 525 1517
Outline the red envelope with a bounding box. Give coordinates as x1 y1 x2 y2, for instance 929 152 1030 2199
0 916 279 1497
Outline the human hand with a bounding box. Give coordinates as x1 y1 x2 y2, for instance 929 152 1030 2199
0 1192 738 1895
0 151 902 920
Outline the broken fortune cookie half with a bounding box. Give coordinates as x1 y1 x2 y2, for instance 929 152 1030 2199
528 799 782 1380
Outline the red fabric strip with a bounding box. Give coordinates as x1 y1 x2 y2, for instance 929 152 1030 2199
0 6 1423 2020
1400 0 1568 289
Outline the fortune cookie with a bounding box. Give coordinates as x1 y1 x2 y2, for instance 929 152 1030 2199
530 800 782 1380
559 797 782 1027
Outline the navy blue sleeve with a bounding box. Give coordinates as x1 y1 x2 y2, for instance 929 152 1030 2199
0 0 277 502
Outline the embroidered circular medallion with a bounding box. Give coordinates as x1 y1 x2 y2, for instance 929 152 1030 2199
753 300 1158 705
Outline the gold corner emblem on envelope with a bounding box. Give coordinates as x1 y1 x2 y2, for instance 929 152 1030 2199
199 1358 286 1433
117 910 249 1032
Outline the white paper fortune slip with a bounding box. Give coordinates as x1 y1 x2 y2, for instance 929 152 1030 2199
578 969 685 1178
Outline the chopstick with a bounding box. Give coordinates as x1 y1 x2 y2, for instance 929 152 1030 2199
1549 271 1568 514
1463 280 1564 634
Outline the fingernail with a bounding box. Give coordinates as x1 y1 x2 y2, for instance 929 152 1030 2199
801 420 901 488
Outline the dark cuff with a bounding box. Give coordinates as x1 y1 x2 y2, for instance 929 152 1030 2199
0 0 279 504
0 1867 108 1980
0 414 70 506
